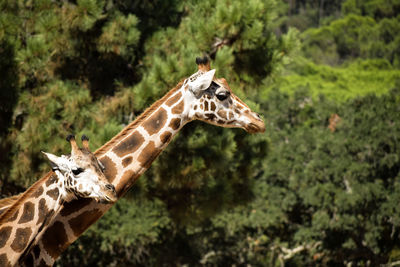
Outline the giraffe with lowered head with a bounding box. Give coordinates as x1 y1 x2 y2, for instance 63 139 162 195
17 56 266 266
0 135 117 266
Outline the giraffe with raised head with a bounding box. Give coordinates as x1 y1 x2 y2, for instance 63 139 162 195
0 135 117 266
19 56 266 266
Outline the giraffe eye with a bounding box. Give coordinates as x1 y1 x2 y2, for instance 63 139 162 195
72 168 84 175
216 91 230 101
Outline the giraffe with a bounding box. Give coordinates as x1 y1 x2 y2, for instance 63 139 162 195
19 56 266 266
0 135 117 266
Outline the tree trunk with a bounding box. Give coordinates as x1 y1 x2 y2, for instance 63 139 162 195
319 0 325 26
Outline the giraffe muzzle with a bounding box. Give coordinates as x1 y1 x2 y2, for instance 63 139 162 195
246 121 265 133
244 113 265 133
100 184 118 203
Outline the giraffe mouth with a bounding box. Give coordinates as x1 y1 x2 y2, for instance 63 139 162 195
245 120 266 133
96 194 117 204
97 197 116 204
95 185 118 203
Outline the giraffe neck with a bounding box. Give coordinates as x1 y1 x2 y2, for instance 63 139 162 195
22 81 191 266
100 82 189 197
0 172 69 266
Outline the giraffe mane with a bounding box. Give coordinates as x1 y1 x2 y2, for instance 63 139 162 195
95 80 185 156
0 194 22 216
0 172 53 224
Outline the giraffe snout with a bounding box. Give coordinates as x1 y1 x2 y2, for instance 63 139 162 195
105 183 115 191
102 183 118 203
244 112 265 133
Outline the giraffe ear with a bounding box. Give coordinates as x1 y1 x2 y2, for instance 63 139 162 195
188 69 216 95
42 151 70 172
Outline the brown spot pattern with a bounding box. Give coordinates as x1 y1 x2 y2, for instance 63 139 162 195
7 209 19 222
122 156 133 167
0 253 11 267
37 198 50 225
46 188 59 201
210 102 216 111
37 198 54 225
0 226 12 249
45 174 58 187
169 118 181 130
18 201 35 223
32 186 44 198
60 198 92 217
160 131 172 144
42 221 68 259
172 100 184 114
112 132 145 158
217 110 228 120
117 170 135 197
100 156 118 183
137 141 161 169
143 108 167 135
68 209 103 236
204 101 209 111
11 227 32 252
205 113 216 120
165 91 182 107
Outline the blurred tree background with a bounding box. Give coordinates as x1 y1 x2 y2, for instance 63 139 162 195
1 0 400 265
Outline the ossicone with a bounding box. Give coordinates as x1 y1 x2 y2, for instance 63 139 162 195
66 134 75 142
196 56 209 65
81 134 90 151
81 135 89 141
196 56 211 72
66 134 80 156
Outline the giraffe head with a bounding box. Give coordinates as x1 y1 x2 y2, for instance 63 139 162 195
184 56 265 133
42 135 117 203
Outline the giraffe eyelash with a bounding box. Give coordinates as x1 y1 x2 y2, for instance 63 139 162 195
72 168 84 175
216 91 230 101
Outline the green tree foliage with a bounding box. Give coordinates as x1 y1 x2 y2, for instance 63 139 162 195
0 0 141 189
271 58 400 100
1 0 400 266
302 1 400 66
254 88 400 265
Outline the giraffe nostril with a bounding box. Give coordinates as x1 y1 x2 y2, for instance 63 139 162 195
105 184 115 192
